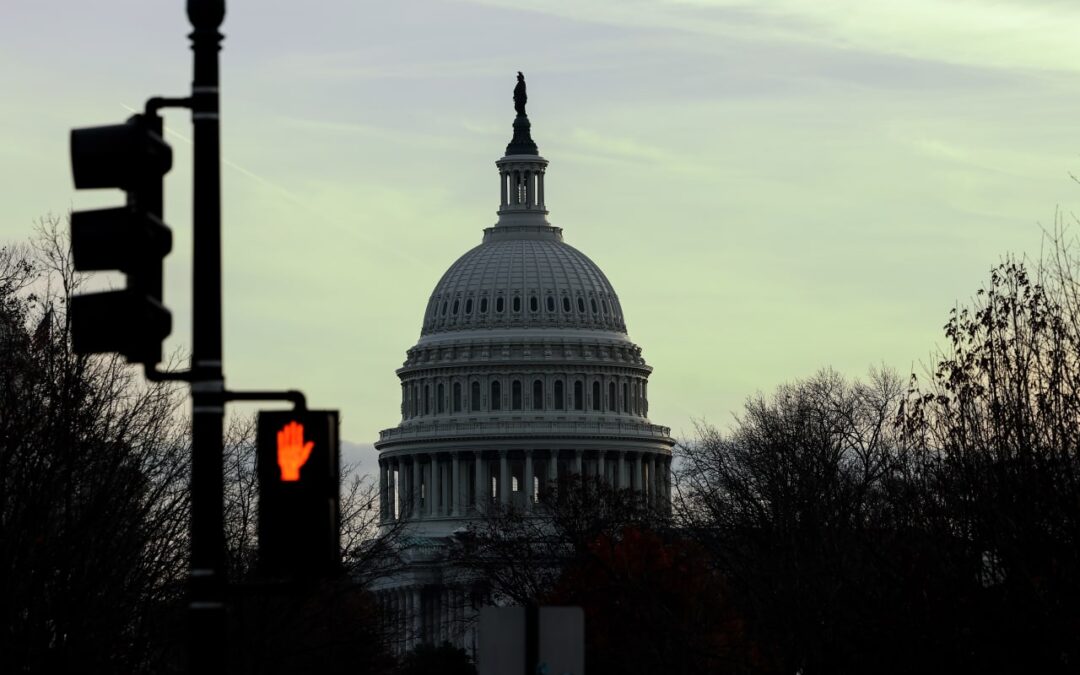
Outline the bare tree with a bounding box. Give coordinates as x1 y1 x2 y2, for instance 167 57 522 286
0 217 189 673
902 224 1080 673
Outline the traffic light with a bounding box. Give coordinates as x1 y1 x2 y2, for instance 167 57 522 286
257 410 341 578
69 112 173 365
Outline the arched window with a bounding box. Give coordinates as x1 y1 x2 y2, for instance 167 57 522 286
608 382 616 411
513 296 521 312
602 299 609 314
622 382 629 413
546 296 555 312
512 380 522 410
530 296 539 312
424 384 431 415
491 381 502 411
437 383 445 413
465 299 473 315
471 381 481 412
592 381 601 411
562 297 571 312
574 381 584 410
496 297 505 313
453 382 462 412
533 379 544 410
577 297 586 313
479 297 488 314
591 298 598 314
554 380 564 410
440 300 447 316
452 299 459 315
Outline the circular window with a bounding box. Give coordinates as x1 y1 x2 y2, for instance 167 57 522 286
480 297 488 313
465 298 473 315
530 296 539 312
577 297 586 313
546 296 555 312
452 299 460 315
496 297 505 313
562 297 571 312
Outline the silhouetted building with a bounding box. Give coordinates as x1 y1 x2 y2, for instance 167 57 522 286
371 82 674 656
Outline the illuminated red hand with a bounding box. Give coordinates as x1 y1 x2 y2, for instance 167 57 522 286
277 421 314 482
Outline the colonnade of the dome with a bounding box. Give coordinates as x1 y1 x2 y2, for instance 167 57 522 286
377 448 671 523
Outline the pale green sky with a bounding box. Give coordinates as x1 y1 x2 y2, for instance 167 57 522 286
3 0 1080 468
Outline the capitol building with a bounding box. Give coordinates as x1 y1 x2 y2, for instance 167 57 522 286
371 79 674 655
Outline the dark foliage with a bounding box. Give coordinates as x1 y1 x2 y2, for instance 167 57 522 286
0 221 189 673
396 642 476 675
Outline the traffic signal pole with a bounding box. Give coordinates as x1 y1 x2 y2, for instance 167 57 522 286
187 1 227 672
71 4 338 670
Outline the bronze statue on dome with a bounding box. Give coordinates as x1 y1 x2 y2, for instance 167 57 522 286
514 71 527 116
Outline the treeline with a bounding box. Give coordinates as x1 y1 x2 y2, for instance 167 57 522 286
0 220 401 674
457 229 1080 674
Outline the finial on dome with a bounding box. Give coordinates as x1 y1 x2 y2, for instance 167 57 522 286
506 71 538 155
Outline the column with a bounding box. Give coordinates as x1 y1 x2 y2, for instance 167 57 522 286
547 449 558 485
632 452 642 491
443 459 451 515
597 450 606 485
648 454 658 506
452 452 462 516
431 455 441 517
396 460 406 520
665 456 673 512
618 451 627 489
499 450 510 505
524 449 534 511
378 460 387 521
393 457 401 520
412 457 422 517
573 449 583 475
500 169 508 206
474 451 483 511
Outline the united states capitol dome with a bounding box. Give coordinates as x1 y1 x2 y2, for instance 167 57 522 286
421 229 627 336
374 75 673 542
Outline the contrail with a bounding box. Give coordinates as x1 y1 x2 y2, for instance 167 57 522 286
122 103 428 268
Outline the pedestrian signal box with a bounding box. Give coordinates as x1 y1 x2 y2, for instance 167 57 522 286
256 410 340 578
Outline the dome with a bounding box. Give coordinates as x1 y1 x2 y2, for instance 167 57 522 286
420 226 627 336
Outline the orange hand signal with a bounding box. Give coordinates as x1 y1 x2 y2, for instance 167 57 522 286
277 421 314 482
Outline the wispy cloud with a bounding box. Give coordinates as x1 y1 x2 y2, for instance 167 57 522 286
465 0 1080 73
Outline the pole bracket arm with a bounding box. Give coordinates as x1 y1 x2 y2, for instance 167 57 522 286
145 365 194 382
146 96 194 115
223 389 308 411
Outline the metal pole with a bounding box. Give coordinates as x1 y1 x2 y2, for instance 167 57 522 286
187 1 226 672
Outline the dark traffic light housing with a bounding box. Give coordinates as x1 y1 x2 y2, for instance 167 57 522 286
256 410 341 579
69 112 173 365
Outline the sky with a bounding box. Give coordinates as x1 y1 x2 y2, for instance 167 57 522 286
4 0 1080 472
